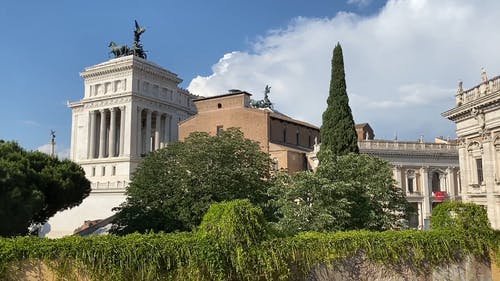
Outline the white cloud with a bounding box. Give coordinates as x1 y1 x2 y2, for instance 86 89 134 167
347 0 373 8
37 143 70 159
188 0 500 141
22 120 41 127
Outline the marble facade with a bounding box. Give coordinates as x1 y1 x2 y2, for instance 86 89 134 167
358 139 460 229
43 55 196 237
443 69 500 229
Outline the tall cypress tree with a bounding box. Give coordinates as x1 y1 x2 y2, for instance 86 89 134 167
318 43 359 162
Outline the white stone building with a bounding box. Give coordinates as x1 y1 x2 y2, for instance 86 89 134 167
43 55 196 237
442 69 500 229
307 126 460 229
358 139 460 229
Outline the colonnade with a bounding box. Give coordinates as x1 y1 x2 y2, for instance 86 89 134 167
88 106 174 159
88 106 125 159
136 107 173 156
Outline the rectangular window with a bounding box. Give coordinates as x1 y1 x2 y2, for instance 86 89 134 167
476 158 484 184
407 178 414 193
296 132 300 145
216 125 224 136
112 166 116 176
102 166 106 176
91 167 96 177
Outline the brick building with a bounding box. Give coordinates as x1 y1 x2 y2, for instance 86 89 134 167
179 90 320 173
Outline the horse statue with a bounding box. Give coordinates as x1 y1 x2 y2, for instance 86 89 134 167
251 85 273 109
106 21 147 59
108 41 130 58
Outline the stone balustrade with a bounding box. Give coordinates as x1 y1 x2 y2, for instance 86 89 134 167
358 140 457 151
457 75 500 105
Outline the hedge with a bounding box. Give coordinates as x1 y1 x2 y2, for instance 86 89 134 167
0 200 495 281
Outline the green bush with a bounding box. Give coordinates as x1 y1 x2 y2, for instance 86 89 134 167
198 199 268 247
431 201 492 236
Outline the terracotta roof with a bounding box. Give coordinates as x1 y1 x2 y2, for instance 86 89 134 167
194 90 252 102
269 111 319 130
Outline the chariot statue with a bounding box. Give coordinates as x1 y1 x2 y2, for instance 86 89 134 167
108 20 147 59
251 85 274 109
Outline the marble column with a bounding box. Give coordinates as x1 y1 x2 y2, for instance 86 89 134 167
145 109 152 153
109 107 117 157
137 106 142 156
418 203 423 229
159 115 165 148
119 106 125 156
154 112 161 150
164 114 171 144
88 110 97 159
467 151 475 185
459 147 470 200
421 166 431 219
99 109 107 158
446 167 456 198
394 165 403 189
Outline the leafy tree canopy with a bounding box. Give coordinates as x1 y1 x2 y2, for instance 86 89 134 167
112 128 272 234
0 140 90 237
269 153 412 235
318 42 358 162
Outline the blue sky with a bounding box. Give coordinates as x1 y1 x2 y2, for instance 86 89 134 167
1 1 500 157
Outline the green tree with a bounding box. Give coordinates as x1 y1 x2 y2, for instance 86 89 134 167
0 140 90 236
112 128 272 234
318 43 359 162
269 153 411 234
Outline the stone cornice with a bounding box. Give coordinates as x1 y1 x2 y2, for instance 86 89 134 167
133 95 197 114
358 140 457 152
80 56 182 85
80 63 133 79
77 156 134 165
358 140 458 159
442 90 500 122
68 100 84 109
68 91 196 113
361 149 458 160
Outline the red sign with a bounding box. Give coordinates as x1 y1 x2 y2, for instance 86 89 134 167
434 191 446 201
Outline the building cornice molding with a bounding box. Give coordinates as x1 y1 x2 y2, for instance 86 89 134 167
133 95 197 114
68 92 196 114
442 90 500 121
80 56 182 85
361 149 459 160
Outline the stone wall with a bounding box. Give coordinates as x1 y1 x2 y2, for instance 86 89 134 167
305 254 492 281
5 255 496 281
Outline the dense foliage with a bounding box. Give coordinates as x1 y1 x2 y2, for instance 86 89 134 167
0 200 493 281
112 128 272 234
0 140 90 237
199 199 269 246
318 43 359 162
269 153 412 234
431 201 492 238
